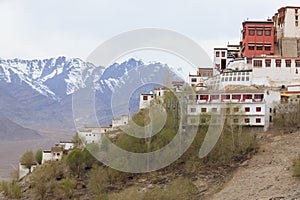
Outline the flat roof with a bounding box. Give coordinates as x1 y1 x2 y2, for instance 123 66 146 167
242 21 274 26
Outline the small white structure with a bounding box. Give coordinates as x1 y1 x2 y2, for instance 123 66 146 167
19 163 37 180
214 44 241 71
42 146 64 164
188 68 213 87
112 115 129 128
78 126 112 144
139 93 154 110
172 81 184 92
56 141 74 151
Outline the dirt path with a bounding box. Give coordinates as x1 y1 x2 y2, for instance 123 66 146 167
211 131 300 200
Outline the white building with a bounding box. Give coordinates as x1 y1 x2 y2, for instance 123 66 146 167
251 57 300 86
214 44 242 71
18 163 37 180
274 6 300 57
139 93 154 110
78 126 112 145
112 115 129 128
42 146 64 164
172 81 184 92
188 68 214 88
56 141 74 151
187 88 281 131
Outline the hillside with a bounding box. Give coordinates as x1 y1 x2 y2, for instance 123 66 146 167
211 130 300 200
0 117 42 141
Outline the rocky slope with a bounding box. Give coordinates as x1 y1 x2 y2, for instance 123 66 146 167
211 131 300 200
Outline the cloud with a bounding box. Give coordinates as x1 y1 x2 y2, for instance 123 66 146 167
0 0 300 59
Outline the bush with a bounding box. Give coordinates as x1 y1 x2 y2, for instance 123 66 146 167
58 177 76 199
88 165 109 196
0 181 22 199
35 149 43 165
31 162 64 199
293 158 300 177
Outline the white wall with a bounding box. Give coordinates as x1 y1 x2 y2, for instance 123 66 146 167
19 163 37 180
139 94 154 109
252 58 300 87
42 151 52 164
283 8 300 38
112 115 129 128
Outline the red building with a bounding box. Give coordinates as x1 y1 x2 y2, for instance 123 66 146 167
241 21 275 57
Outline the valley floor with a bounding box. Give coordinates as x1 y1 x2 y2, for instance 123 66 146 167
210 130 300 200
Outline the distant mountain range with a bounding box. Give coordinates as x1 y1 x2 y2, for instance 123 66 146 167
0 57 174 134
0 117 42 141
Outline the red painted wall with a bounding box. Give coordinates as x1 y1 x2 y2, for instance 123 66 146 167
241 21 275 57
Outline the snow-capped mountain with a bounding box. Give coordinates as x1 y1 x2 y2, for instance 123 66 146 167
0 57 169 132
0 56 100 101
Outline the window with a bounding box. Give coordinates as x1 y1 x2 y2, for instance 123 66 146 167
200 95 208 100
221 94 230 101
216 51 220 57
226 108 230 114
265 29 271 36
285 60 291 67
253 60 263 67
247 57 252 64
201 108 207 113
265 59 271 67
245 118 250 123
256 45 263 50
191 78 197 82
256 107 262 112
265 46 271 51
296 21 299 27
211 108 217 112
254 94 264 100
190 108 196 113
234 107 239 113
232 94 241 100
276 59 281 67
248 45 255 50
296 9 298 14
211 95 220 100
245 107 250 112
221 51 226 57
256 118 261 123
257 29 263 36
296 15 299 20
249 29 255 36
233 118 239 123
296 60 300 67
243 94 253 100
143 96 148 100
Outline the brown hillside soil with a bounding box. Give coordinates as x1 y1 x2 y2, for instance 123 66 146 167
210 130 300 200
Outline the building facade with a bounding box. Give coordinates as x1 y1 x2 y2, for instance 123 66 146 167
187 89 280 131
241 21 275 57
274 6 300 57
139 93 154 110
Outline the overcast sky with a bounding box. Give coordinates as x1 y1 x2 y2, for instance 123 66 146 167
1 0 300 61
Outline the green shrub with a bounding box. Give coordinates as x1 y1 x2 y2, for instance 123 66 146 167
293 158 300 177
0 181 22 199
58 177 76 199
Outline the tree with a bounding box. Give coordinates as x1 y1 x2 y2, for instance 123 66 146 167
66 149 86 177
20 151 35 173
88 165 109 197
58 178 76 199
35 149 43 165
